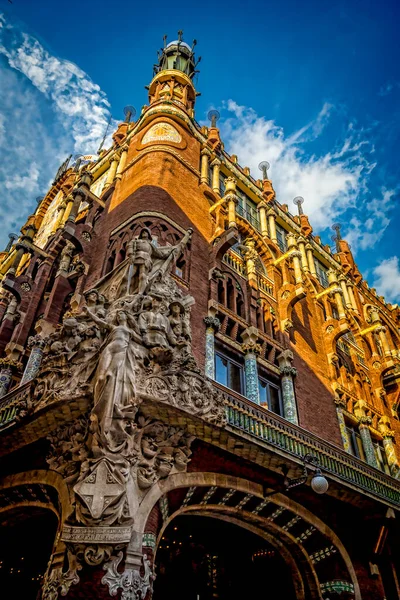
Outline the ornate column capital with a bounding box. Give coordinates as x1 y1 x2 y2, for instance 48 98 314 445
210 157 221 167
0 358 23 372
201 146 212 157
288 250 302 261
286 232 298 249
257 200 269 211
280 365 297 377
27 334 47 350
241 326 261 355
241 341 262 355
204 316 221 332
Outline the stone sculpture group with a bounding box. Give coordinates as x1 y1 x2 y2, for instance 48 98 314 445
37 227 226 599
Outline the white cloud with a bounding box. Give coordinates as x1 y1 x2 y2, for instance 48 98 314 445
372 257 400 303
0 14 117 248
220 100 374 232
346 187 398 251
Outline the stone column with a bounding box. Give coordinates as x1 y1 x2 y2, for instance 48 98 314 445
297 237 309 272
224 178 238 229
106 155 120 186
63 195 74 224
20 335 46 385
115 145 128 180
53 201 67 232
369 306 391 356
334 396 351 452
257 200 269 237
347 283 358 312
378 417 400 477
0 359 21 398
200 147 211 185
267 209 277 244
211 158 221 195
358 418 379 468
241 327 261 404
287 234 303 284
338 275 352 309
277 350 299 424
204 316 220 379
327 270 346 319
306 243 317 277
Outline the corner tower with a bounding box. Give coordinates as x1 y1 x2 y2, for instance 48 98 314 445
148 33 199 116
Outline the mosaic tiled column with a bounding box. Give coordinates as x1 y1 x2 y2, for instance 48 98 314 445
277 350 299 425
21 335 46 385
241 327 261 404
0 359 21 398
378 417 400 477
334 396 351 452
204 316 220 379
359 419 379 469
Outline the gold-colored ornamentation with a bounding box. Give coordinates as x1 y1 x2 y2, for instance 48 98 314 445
142 122 181 145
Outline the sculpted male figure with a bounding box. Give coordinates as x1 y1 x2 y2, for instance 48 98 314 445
138 295 177 349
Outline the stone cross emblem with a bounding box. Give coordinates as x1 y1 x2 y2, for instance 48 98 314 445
74 460 125 520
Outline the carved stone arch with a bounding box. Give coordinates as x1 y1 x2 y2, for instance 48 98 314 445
236 219 277 263
0 469 73 526
134 472 361 600
156 506 313 600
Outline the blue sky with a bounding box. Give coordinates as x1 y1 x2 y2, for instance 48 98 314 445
0 0 399 300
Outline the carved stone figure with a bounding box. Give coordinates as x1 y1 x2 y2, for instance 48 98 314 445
83 306 146 449
138 295 177 350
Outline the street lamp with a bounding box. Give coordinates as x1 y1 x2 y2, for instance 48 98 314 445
284 454 329 495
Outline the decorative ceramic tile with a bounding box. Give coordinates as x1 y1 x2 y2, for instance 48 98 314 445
142 122 182 145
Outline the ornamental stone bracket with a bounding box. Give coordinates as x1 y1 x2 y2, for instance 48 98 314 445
324 321 350 356
102 551 154 600
278 282 306 333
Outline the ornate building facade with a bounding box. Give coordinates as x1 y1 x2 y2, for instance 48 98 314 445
0 35 399 600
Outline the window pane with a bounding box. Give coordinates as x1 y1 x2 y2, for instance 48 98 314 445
258 380 268 408
215 354 228 387
269 385 281 415
228 362 243 394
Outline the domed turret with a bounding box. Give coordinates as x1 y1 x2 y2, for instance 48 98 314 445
154 31 200 79
148 31 200 116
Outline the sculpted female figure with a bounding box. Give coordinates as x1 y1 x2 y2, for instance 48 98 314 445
83 306 146 449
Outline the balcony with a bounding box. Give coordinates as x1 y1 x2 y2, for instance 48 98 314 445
0 376 399 509
219 383 400 508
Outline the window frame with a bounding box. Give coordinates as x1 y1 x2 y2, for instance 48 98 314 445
215 350 245 396
258 375 283 416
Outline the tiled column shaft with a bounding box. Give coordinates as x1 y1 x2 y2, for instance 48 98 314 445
244 352 260 404
0 365 13 398
204 317 220 379
280 366 299 424
335 402 351 452
383 438 400 477
359 422 379 468
21 336 46 384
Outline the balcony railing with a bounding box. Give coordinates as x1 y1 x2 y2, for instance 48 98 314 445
218 383 400 507
1 377 399 508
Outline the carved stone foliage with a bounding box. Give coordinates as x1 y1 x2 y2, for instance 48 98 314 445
71 413 194 527
102 552 154 600
42 550 81 600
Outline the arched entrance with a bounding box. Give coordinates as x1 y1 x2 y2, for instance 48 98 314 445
0 506 58 598
138 473 360 600
154 514 297 600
